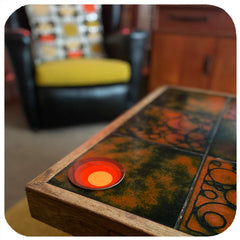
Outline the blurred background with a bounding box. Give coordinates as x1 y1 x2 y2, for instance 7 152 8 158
5 4 236 212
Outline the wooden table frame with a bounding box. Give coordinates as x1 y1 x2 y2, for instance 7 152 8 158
26 86 235 236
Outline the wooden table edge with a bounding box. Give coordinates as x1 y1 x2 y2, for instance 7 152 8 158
26 181 188 236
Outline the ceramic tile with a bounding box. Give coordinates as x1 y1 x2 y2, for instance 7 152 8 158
209 99 236 161
49 134 202 228
178 157 236 236
223 98 236 120
209 119 236 161
115 106 219 153
151 88 227 116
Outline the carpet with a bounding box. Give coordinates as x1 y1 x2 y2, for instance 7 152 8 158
5 96 107 211
5 197 70 236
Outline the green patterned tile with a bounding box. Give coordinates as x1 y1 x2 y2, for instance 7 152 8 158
208 98 236 161
48 134 202 228
223 98 236 120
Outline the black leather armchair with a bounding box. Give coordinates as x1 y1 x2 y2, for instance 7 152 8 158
5 5 146 129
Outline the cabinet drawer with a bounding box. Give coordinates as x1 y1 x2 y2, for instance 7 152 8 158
154 6 235 37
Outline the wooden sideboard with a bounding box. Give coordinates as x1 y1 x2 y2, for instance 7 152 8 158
148 5 236 94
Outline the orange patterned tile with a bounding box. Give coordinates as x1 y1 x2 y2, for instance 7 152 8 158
116 106 218 153
178 157 236 236
152 88 227 116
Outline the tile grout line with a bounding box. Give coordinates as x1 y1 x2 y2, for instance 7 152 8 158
173 97 232 230
111 132 205 157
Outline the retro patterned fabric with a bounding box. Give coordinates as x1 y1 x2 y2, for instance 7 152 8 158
26 5 104 65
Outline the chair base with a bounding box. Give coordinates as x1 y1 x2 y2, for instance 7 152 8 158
37 84 130 128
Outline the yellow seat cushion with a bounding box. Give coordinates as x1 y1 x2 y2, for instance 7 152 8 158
35 59 131 87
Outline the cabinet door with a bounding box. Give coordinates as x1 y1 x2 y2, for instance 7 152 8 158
149 34 217 92
211 38 236 94
179 36 217 88
149 34 184 91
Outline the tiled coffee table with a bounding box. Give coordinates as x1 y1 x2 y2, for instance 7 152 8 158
26 86 236 236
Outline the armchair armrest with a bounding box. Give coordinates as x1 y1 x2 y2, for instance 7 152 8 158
104 30 147 103
5 28 40 129
128 31 147 102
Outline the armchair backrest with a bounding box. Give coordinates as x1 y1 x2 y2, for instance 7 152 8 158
101 5 121 36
